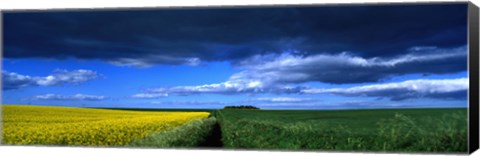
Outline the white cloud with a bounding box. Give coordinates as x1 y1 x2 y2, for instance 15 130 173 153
108 56 202 68
132 81 304 97
233 45 467 84
33 94 106 101
2 71 36 90
149 100 225 105
133 77 467 101
243 97 319 107
108 58 153 68
36 69 98 86
256 101 421 108
252 97 316 103
2 69 99 90
303 78 468 101
132 46 466 99
131 93 168 99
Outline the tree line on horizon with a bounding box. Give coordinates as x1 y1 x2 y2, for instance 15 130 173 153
223 105 260 110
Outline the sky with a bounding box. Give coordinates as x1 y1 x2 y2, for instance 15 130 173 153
2 3 470 109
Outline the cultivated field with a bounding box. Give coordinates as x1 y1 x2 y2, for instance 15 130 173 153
1 104 468 153
2 105 211 146
216 108 468 153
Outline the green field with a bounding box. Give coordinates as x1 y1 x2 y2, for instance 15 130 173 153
216 108 468 153
2 105 468 153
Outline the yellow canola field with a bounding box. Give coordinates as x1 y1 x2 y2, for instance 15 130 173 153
2 105 210 146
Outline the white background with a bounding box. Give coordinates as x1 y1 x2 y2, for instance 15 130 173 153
0 0 479 156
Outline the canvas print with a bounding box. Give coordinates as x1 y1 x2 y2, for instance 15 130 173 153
1 3 470 154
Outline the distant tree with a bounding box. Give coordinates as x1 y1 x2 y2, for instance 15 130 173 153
223 105 260 110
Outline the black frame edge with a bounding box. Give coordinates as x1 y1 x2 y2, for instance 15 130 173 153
469 1 480 154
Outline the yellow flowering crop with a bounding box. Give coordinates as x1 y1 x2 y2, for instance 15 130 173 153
1 105 210 146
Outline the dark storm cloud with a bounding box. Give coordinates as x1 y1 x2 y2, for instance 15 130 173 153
4 4 467 66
